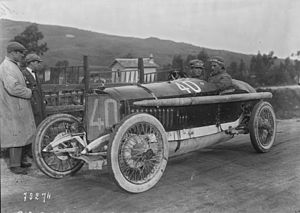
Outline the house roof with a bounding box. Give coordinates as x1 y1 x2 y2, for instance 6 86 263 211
111 58 159 68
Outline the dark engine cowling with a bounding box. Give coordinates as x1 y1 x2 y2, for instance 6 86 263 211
85 78 255 141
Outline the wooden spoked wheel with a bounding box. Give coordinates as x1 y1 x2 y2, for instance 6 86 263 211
249 101 277 153
33 114 84 178
108 113 169 193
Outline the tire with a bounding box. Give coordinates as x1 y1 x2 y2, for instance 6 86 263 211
108 113 169 193
32 113 84 178
249 101 276 153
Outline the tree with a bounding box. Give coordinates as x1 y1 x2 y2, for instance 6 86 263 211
250 51 276 86
238 59 248 80
227 59 248 81
197 49 209 62
55 60 69 67
283 57 297 84
268 62 289 85
185 54 196 65
295 60 300 84
172 54 184 71
14 23 48 55
227 61 238 78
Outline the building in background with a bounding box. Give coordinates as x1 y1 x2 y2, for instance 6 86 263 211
110 54 159 83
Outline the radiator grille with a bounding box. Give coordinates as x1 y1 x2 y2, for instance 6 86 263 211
130 107 188 129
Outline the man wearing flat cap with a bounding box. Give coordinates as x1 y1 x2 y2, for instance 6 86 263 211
207 56 233 91
0 41 36 174
22 53 46 126
189 59 205 79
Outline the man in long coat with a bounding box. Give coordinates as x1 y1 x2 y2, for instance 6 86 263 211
0 42 36 174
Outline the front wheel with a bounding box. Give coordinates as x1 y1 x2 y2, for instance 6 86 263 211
32 114 84 178
249 101 277 153
108 113 169 193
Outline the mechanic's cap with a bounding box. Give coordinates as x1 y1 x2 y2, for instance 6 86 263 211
7 41 26 53
209 56 225 67
189 59 204 68
25 53 43 63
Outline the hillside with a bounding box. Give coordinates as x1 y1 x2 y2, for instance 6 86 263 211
1 19 254 67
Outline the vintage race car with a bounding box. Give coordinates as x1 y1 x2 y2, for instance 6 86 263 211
32 78 276 193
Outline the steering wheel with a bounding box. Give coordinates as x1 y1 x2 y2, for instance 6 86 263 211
168 71 187 80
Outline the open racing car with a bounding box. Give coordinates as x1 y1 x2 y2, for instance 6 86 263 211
32 78 276 193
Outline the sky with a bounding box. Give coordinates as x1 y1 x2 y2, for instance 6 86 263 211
1 0 299 58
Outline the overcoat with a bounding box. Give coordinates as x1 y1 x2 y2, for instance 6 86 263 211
208 70 233 91
0 57 36 148
22 68 46 125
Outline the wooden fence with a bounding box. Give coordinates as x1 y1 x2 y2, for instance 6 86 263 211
41 56 171 115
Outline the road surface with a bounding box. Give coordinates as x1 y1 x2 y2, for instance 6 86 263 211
1 119 300 213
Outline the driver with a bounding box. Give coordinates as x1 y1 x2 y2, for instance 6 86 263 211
189 59 204 79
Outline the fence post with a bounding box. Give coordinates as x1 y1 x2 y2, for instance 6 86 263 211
83 55 90 93
64 66 67 84
138 57 144 83
298 69 300 85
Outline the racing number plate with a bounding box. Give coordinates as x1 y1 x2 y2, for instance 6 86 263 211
88 160 104 170
86 94 119 141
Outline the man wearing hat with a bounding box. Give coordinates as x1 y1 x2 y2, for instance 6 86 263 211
189 59 205 79
0 41 36 174
23 53 46 126
207 56 232 91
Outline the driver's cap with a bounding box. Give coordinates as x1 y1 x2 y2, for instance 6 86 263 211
189 59 204 68
209 56 225 68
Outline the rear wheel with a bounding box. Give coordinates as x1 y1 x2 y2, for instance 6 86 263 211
32 114 84 178
108 113 169 193
249 101 276 153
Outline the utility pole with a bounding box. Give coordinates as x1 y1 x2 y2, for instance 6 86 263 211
138 57 144 84
83 55 90 92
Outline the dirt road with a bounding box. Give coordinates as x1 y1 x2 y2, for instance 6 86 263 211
1 119 300 213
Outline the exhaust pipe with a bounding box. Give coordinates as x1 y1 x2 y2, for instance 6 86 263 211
168 132 232 158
